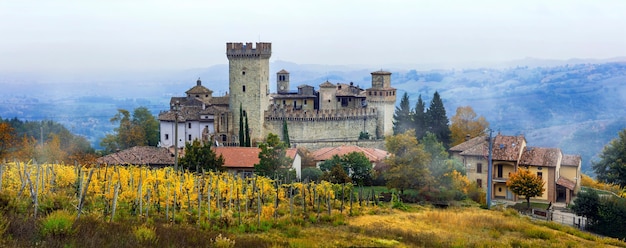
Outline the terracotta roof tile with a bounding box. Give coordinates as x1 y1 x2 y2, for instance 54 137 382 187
450 135 488 152
97 146 174 166
557 176 576 190
277 69 289 74
491 134 526 161
561 154 581 167
519 147 562 167
213 147 260 168
185 85 213 95
312 145 388 162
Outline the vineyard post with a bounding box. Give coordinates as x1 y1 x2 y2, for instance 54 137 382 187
302 183 306 215
110 182 120 222
166 181 170 223
340 183 344 214
145 188 151 219
237 187 241 225
77 168 94 219
327 193 330 216
289 186 293 218
138 169 143 217
24 169 37 219
349 188 353 216
0 161 4 192
207 175 212 219
314 187 319 220
256 184 261 228
274 180 279 220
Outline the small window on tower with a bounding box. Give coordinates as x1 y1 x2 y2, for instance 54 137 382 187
243 85 246 92
165 134 169 140
188 135 192 141
304 100 307 104
242 71 246 75
188 123 191 129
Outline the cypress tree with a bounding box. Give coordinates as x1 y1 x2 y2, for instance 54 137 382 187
426 91 451 147
282 119 291 148
244 113 251 147
413 94 427 140
239 103 244 146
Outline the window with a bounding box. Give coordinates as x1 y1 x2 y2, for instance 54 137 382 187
221 134 227 142
497 164 503 178
537 172 543 179
477 163 482 173
165 134 169 140
188 123 191 128
188 134 192 141
242 71 246 75
243 85 246 92
196 95 199 97
304 99 307 104
282 100 285 105
477 179 482 188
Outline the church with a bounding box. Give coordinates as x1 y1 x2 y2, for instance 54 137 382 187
158 42 396 149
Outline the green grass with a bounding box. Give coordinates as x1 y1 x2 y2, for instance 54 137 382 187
511 201 551 211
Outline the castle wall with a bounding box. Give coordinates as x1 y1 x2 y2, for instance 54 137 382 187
264 107 379 143
293 139 385 151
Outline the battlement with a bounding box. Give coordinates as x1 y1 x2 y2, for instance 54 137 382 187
226 42 272 59
265 105 378 121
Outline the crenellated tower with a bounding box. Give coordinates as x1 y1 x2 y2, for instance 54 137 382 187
366 70 396 138
227 42 272 143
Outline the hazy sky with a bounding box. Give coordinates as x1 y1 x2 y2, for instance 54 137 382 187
2 0 625 73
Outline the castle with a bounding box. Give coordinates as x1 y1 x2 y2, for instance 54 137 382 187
158 42 396 149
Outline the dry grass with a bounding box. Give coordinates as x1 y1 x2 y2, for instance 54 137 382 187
242 206 626 248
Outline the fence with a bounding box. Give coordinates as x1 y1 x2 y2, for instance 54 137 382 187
530 208 587 230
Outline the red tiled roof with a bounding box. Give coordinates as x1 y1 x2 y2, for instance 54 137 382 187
450 135 488 153
97 146 174 166
519 147 562 167
491 134 526 161
286 148 298 159
556 176 576 190
213 147 260 168
312 145 388 162
185 85 213 95
561 154 581 167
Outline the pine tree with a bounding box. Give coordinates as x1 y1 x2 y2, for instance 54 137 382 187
426 91 451 148
413 94 427 140
392 92 413 135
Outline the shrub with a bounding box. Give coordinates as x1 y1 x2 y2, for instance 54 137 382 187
40 209 75 238
133 225 158 245
212 233 235 248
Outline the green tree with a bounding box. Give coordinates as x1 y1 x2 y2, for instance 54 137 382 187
179 139 224 173
393 92 413 135
450 106 489 147
421 132 465 188
244 113 251 147
506 169 545 209
239 104 244 146
301 167 324 182
426 91 451 148
413 94 427 140
572 189 600 221
321 164 352 184
319 152 373 186
384 129 432 195
132 107 160 146
282 120 291 147
255 133 292 179
593 129 626 187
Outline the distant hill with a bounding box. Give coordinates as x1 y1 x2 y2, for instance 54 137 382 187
1 60 625 175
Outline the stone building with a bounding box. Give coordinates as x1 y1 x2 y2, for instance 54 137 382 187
159 42 396 150
449 133 582 204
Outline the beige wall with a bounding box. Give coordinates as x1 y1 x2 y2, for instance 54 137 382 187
264 117 378 143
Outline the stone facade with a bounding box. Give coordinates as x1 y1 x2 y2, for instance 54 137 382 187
159 42 396 150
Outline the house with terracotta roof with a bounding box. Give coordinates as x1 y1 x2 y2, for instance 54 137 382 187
450 133 581 204
213 147 301 178
96 146 174 167
311 145 389 168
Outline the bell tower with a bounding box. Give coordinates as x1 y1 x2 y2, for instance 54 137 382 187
277 69 290 94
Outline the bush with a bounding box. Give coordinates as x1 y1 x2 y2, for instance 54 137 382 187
211 233 235 248
301 167 323 182
40 210 75 238
134 225 158 245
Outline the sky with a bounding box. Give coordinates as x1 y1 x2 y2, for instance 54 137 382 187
1 0 626 73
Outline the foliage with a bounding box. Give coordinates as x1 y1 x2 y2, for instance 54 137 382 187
40 209 76 238
426 91 451 148
358 131 370 140
383 130 431 194
134 225 158 245
413 94 428 140
321 164 352 184
301 167 323 182
282 120 290 148
506 169 545 209
0 122 16 161
255 133 292 178
572 189 626 239
244 113 250 147
319 152 373 186
212 233 236 248
593 128 626 187
100 107 159 154
178 139 225 173
239 103 244 146
581 173 623 196
420 132 465 189
449 106 489 147
392 92 413 135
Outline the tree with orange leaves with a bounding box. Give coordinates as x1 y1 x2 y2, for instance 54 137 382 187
507 169 545 209
0 122 16 160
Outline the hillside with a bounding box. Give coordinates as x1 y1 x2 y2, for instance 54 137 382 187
1 61 625 174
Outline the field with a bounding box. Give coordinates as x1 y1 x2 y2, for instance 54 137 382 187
0 161 624 247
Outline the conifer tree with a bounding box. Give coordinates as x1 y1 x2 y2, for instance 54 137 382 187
244 113 251 147
413 94 427 140
239 103 244 146
426 91 451 148
392 92 413 135
282 120 291 148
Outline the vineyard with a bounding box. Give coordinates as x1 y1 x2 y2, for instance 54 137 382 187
0 161 380 229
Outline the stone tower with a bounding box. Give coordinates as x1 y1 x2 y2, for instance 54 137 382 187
226 42 272 143
277 69 290 94
366 70 396 137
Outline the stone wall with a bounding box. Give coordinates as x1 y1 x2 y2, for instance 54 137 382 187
292 139 385 151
